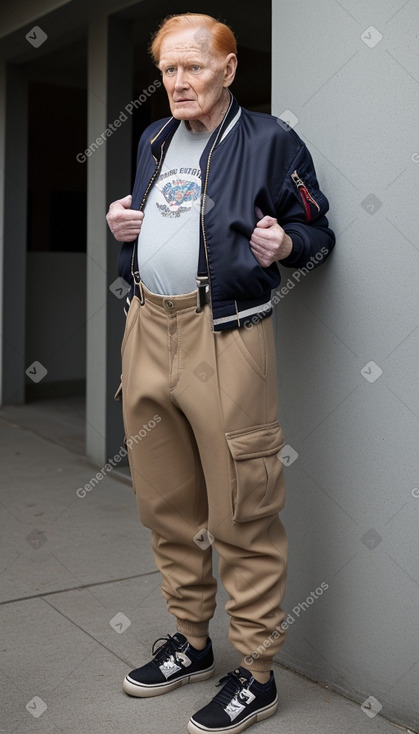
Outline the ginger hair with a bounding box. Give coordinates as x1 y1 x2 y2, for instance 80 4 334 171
150 13 237 64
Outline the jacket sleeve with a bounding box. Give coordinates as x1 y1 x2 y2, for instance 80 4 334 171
275 140 335 269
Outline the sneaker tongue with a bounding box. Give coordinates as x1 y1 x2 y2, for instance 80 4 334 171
235 667 253 685
173 633 187 645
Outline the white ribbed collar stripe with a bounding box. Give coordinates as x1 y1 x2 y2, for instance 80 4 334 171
219 108 242 144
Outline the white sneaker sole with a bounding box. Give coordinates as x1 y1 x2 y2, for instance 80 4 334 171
122 664 215 698
187 695 278 734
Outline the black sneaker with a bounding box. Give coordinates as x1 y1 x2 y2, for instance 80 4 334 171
122 633 214 697
187 666 278 734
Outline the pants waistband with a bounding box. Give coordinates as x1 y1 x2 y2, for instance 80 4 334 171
136 281 198 314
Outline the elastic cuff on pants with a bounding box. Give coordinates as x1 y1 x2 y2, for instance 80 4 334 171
176 620 210 639
240 655 274 674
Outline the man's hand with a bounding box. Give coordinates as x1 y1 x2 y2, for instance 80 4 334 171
250 214 292 267
106 194 144 242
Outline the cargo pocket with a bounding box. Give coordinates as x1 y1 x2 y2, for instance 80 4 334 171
226 421 286 522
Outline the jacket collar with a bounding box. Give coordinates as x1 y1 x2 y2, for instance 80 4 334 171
149 93 241 161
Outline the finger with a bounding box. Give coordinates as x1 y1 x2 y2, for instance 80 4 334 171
122 232 140 242
256 215 277 228
111 214 144 232
118 194 133 209
250 241 269 253
250 230 274 247
126 210 144 222
109 195 133 213
250 241 269 256
122 214 144 226
250 249 269 267
116 226 143 239
122 227 142 237
251 237 276 257
127 225 143 233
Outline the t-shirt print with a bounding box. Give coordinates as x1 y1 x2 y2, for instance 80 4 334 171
154 168 201 218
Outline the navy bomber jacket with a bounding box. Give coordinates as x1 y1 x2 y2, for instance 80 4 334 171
118 94 335 331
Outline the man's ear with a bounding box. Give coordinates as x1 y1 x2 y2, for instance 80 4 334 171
223 53 238 88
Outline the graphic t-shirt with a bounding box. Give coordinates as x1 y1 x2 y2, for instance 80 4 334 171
137 121 212 295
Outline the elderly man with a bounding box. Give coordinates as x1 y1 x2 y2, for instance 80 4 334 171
107 12 335 733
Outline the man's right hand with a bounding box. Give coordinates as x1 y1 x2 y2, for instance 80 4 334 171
106 194 144 242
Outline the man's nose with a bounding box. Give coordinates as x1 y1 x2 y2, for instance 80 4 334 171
174 68 188 89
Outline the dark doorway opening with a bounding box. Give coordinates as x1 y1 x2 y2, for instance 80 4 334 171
25 39 87 404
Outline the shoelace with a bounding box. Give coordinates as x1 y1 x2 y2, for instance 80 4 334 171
151 634 185 665
213 670 252 708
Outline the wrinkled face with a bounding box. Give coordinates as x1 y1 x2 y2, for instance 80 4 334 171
158 27 235 127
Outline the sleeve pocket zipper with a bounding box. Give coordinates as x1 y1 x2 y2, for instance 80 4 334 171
291 170 321 222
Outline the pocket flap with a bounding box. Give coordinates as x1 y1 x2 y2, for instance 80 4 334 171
225 421 285 461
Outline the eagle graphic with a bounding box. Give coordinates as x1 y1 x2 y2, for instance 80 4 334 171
157 178 201 218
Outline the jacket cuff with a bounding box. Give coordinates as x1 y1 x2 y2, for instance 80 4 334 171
278 231 306 267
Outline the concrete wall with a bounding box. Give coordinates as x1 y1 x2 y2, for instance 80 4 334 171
272 1 419 729
0 63 4 404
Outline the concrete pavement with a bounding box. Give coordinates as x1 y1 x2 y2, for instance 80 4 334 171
0 399 403 734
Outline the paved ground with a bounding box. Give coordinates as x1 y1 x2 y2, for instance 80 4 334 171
0 399 405 734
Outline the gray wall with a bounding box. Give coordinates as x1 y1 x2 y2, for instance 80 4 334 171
0 63 4 403
272 0 419 729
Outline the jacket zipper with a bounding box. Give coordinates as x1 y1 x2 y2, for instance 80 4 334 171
140 146 165 211
200 140 217 315
130 141 167 282
200 99 234 318
291 170 320 222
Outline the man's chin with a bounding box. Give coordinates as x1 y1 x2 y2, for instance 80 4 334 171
171 110 190 119
171 101 201 117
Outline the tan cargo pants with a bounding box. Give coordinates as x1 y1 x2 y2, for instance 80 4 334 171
120 284 288 672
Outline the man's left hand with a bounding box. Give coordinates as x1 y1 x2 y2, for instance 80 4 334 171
250 215 292 267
